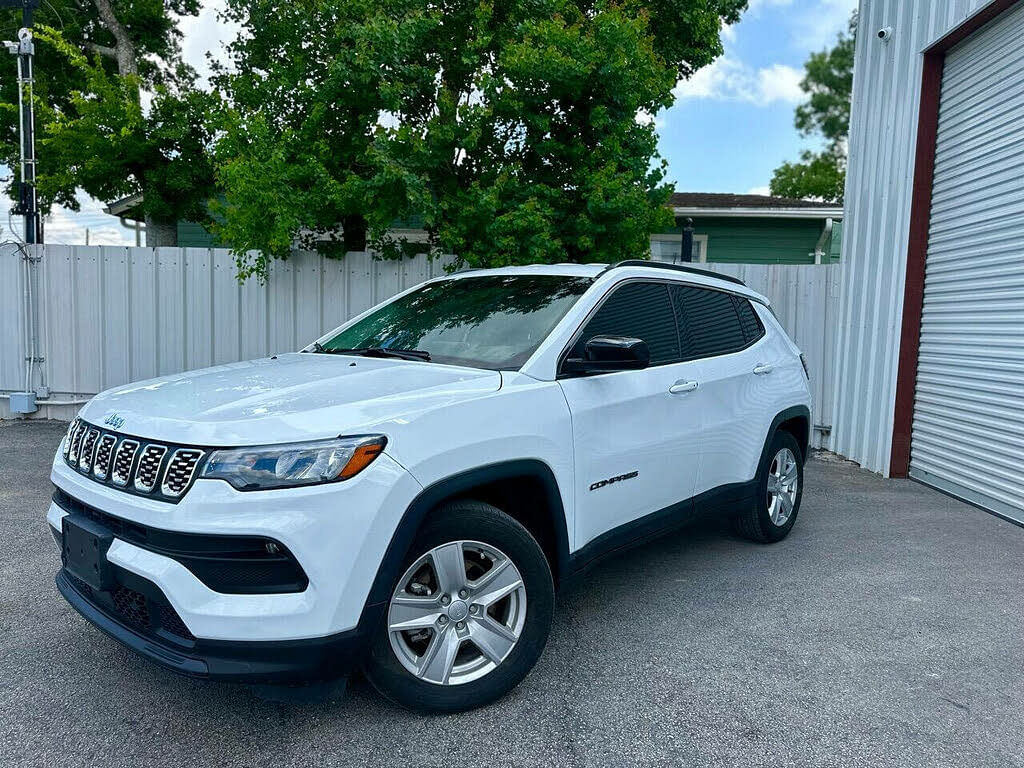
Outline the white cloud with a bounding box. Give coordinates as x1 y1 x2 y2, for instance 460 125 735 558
635 109 666 130
43 191 139 246
748 0 795 12
757 63 805 104
673 58 804 107
792 0 858 50
176 0 238 86
747 185 772 196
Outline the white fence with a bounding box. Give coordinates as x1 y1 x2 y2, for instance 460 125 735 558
0 245 838 448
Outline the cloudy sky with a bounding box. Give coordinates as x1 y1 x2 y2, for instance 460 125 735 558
38 0 856 246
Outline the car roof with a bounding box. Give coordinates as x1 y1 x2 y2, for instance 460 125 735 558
444 262 769 305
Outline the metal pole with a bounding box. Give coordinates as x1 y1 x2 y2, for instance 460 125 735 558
5 2 40 243
678 217 694 263
18 25 38 243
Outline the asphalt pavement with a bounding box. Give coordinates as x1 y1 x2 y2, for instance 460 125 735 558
2 420 1023 767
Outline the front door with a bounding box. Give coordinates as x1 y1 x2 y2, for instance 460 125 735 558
558 280 705 550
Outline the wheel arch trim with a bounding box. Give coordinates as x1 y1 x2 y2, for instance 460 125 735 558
760 405 812 471
361 459 571 614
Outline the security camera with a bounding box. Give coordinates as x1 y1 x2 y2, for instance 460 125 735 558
877 26 893 41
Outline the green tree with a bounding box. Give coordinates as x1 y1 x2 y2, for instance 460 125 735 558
215 0 746 279
0 0 213 244
769 11 856 203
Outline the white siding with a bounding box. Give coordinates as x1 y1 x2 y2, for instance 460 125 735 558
832 0 995 475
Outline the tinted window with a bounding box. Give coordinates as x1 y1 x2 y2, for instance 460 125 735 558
672 285 751 359
734 297 765 344
323 274 592 370
571 282 679 364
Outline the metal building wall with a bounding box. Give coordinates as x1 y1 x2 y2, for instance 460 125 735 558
832 0 993 475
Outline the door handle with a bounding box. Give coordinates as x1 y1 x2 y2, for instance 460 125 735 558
753 363 774 375
669 379 699 394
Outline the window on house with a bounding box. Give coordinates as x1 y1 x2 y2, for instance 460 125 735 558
570 281 680 365
649 234 708 264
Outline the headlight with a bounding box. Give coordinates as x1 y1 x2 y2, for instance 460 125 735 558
201 435 387 491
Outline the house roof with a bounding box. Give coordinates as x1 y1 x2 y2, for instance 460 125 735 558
103 192 145 221
669 192 843 219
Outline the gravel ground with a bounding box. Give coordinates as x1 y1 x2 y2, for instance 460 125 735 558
2 420 1023 767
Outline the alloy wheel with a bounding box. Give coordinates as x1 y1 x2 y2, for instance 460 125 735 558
766 447 799 525
387 540 527 686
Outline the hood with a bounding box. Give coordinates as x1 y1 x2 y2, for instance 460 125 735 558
78 353 502 445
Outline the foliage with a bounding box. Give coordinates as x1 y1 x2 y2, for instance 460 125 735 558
0 0 208 239
215 0 746 280
770 11 855 203
34 28 216 227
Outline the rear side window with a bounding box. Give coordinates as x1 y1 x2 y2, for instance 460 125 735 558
570 281 679 364
734 296 765 344
672 285 761 359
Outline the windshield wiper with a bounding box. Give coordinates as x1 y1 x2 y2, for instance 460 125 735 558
331 346 431 362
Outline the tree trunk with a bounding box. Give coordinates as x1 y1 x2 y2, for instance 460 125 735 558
144 215 177 247
342 214 368 252
91 0 139 77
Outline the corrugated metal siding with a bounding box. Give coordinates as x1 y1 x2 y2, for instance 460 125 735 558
0 247 839 444
0 247 453 420
909 3 1024 521
831 0 993 475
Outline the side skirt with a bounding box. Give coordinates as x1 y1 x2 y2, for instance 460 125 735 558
563 480 758 582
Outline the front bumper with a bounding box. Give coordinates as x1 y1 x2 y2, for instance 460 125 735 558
49 448 422 647
56 568 370 683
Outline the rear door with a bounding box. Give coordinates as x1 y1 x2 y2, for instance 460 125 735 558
558 280 705 550
670 285 770 493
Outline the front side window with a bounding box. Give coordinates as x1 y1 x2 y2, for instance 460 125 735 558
321 275 593 370
569 281 680 365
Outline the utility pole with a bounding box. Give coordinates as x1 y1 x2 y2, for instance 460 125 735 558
3 0 40 244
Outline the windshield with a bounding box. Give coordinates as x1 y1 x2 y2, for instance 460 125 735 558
320 274 593 370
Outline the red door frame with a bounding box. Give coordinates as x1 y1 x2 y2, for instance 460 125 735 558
889 0 1024 477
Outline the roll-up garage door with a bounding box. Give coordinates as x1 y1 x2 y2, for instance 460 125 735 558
910 2 1024 523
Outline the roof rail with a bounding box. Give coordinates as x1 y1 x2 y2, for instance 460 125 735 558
601 259 746 286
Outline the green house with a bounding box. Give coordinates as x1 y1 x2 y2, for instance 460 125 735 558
105 191 843 264
653 193 843 265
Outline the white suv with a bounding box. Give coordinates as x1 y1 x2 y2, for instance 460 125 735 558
49 261 811 712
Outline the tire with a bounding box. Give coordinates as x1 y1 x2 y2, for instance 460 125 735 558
363 499 554 713
736 430 804 543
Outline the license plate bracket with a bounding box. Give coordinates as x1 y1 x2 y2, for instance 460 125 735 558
62 514 115 592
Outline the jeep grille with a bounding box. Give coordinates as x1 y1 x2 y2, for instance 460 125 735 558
62 419 206 503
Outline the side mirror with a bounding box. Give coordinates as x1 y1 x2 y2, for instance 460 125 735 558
564 336 650 375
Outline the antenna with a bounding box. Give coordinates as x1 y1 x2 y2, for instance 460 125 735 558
3 0 40 243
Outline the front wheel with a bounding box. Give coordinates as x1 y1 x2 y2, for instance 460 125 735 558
363 500 554 713
736 431 803 543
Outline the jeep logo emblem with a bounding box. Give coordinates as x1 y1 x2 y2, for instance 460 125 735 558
104 413 125 430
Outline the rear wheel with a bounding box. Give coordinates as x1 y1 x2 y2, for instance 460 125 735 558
364 500 553 713
736 431 803 543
